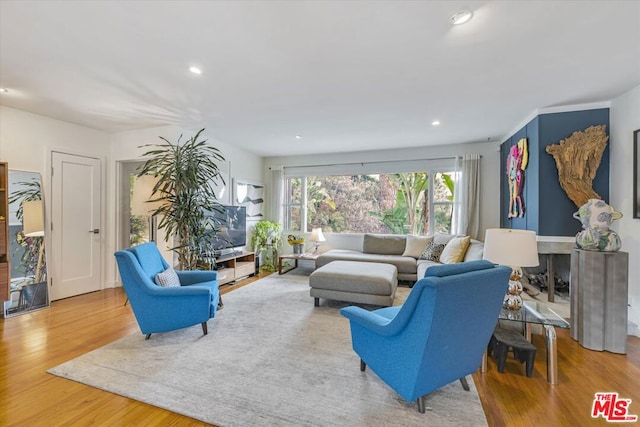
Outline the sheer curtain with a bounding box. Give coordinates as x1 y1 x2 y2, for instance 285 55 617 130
267 166 284 224
452 154 481 239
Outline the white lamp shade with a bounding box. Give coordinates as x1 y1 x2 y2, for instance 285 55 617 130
309 227 326 242
22 200 44 237
483 228 539 267
131 174 166 216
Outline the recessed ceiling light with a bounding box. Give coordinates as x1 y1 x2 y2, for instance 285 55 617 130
451 9 473 25
189 66 202 75
295 135 303 139
0 88 7 93
432 120 441 126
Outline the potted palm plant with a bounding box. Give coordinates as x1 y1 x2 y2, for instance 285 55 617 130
137 128 226 270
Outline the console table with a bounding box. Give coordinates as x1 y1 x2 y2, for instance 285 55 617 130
536 236 575 302
213 251 257 285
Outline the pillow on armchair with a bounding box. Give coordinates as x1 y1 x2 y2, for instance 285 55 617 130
155 268 181 287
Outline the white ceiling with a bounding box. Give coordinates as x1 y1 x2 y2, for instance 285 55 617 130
1 1 639 157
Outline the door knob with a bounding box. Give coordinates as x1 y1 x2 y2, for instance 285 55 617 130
89 229 100 234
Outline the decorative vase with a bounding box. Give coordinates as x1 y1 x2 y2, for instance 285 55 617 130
573 199 623 252
573 199 622 229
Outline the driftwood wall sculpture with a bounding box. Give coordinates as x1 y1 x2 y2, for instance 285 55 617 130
545 125 609 207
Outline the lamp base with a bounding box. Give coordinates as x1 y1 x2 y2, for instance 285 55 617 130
503 279 524 310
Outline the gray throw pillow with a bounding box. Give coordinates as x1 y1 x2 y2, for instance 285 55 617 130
419 242 446 262
155 268 181 287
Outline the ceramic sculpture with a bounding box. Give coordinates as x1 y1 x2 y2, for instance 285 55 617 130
573 199 622 251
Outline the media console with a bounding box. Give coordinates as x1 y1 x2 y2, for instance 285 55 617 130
214 251 257 285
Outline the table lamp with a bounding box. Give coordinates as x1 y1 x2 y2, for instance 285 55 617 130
22 200 46 283
309 227 326 255
483 228 539 309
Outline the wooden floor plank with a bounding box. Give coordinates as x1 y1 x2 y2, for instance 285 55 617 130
2 275 639 426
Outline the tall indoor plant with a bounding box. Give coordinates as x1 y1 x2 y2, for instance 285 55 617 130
137 128 226 270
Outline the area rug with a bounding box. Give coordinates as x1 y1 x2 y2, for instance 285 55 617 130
48 269 488 426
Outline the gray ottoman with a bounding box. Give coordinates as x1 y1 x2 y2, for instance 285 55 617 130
309 261 398 307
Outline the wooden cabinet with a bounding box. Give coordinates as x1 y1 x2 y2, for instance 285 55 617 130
215 252 256 285
0 162 9 302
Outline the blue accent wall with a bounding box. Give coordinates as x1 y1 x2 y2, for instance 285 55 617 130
500 108 610 236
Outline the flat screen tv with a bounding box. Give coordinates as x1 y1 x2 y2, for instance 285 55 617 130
203 205 247 255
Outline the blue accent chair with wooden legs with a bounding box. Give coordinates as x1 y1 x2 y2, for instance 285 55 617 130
114 242 220 339
340 260 511 413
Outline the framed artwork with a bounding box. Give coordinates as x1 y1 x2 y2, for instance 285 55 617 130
213 161 231 205
634 129 640 218
233 179 264 222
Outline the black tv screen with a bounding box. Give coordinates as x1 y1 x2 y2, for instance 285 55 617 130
203 205 247 253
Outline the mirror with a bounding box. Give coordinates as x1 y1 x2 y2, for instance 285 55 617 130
4 170 48 316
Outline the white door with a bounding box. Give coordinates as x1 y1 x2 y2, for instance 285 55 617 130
50 152 102 300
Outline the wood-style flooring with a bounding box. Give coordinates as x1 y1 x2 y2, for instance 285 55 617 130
2 274 639 426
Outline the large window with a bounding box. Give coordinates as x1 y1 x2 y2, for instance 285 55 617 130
283 171 456 235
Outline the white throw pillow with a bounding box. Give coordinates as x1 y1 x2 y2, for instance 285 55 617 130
402 235 434 258
155 268 181 287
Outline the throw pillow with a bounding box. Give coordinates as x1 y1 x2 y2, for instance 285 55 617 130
154 268 181 287
439 236 471 264
402 235 434 258
419 242 446 262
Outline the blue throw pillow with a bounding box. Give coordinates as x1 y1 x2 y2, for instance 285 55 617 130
155 268 181 287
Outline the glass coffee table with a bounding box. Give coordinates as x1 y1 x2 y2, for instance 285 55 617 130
482 300 570 384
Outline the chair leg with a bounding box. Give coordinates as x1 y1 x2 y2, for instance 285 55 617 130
201 322 208 336
459 376 470 391
360 359 366 372
416 396 426 414
314 297 319 307
145 333 151 340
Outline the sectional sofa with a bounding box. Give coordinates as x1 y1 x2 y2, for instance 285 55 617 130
316 233 485 282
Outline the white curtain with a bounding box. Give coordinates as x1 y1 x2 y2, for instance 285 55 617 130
267 167 284 224
452 154 481 239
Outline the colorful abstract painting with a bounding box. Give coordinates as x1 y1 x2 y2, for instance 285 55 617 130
507 138 528 218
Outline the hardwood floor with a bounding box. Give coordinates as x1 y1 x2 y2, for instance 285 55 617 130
2 275 639 426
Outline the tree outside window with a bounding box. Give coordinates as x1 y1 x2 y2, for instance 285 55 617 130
283 170 455 235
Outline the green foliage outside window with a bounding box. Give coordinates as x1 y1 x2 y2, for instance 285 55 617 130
285 171 455 235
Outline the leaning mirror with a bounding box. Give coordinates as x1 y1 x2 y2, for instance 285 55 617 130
4 170 48 316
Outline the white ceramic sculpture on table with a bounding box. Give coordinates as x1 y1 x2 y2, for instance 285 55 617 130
573 199 622 251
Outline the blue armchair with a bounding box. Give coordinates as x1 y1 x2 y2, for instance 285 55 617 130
114 242 220 339
340 260 510 413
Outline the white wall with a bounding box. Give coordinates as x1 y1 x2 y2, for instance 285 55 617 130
610 84 640 337
0 105 111 296
264 141 501 253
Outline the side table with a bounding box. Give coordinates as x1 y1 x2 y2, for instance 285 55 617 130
278 253 319 275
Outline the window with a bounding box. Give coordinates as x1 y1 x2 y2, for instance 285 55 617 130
283 170 456 235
